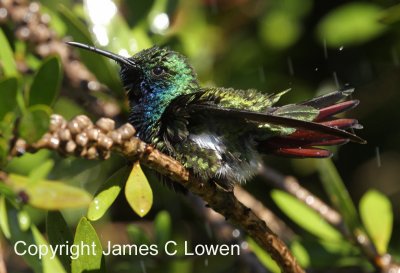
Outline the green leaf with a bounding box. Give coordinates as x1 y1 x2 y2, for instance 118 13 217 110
154 210 171 248
18 105 51 144
0 196 11 238
290 240 310 268
28 159 54 185
126 224 150 245
87 166 130 221
0 77 18 119
9 174 92 209
71 217 105 273
380 4 400 25
317 3 386 47
32 226 67 273
247 237 280 273
29 56 62 106
359 190 393 254
6 201 43 273
271 190 342 241
58 5 123 95
317 159 361 231
47 211 74 272
125 162 153 217
0 29 17 77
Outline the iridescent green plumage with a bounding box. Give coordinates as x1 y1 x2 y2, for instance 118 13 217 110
67 42 365 188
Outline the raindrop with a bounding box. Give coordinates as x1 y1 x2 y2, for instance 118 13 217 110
339 46 344 51
287 57 294 76
240 241 248 250
314 67 319 72
140 260 147 273
232 229 240 238
204 258 209 267
332 71 340 89
391 47 399 67
375 147 381 167
323 39 328 59
204 223 212 238
258 66 266 83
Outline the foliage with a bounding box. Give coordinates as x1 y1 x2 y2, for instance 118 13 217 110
0 0 399 272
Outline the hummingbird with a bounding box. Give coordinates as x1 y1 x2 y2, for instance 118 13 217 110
67 42 365 188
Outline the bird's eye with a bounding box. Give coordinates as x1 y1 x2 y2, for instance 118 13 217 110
151 66 166 77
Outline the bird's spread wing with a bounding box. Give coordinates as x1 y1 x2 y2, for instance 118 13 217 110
163 89 365 158
188 104 365 144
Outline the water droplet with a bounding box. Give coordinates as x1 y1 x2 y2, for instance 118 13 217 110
204 258 209 267
314 67 319 72
232 229 240 238
305 196 314 205
339 46 344 51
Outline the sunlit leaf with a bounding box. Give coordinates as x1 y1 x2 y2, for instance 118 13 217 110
87 166 129 221
29 56 62 106
247 237 280 273
0 196 11 238
317 3 386 47
155 210 171 248
125 162 153 217
260 11 300 49
9 174 92 210
290 240 310 268
0 77 18 119
18 105 51 144
47 211 74 272
28 159 54 185
32 226 67 273
71 217 105 273
271 190 342 241
0 29 17 77
58 5 123 95
359 190 393 254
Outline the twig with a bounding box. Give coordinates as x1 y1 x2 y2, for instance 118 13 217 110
188 193 269 273
9 114 305 273
235 186 295 244
0 241 7 273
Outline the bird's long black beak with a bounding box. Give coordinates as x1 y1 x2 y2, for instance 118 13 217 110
66 41 136 67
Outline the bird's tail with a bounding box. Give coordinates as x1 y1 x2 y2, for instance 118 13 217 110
259 89 364 158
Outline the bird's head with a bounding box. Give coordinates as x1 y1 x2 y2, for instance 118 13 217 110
67 42 199 106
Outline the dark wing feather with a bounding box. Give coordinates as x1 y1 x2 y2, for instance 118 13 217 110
189 104 366 144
